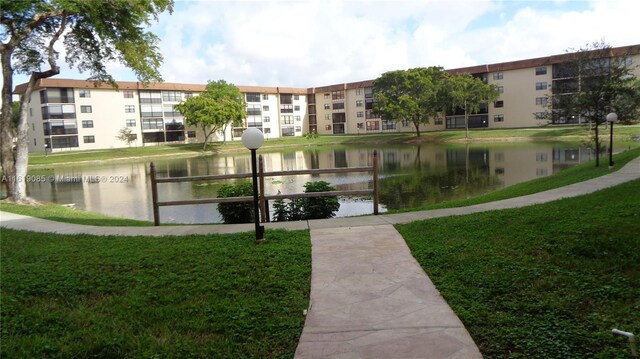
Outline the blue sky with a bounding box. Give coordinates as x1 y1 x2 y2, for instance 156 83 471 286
10 0 640 88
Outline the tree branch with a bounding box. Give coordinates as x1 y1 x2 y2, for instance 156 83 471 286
5 8 65 50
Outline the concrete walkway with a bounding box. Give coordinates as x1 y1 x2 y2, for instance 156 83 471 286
1 156 639 359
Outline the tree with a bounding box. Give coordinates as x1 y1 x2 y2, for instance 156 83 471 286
1 0 173 203
444 73 499 139
174 80 246 150
373 67 448 137
115 128 137 147
547 41 640 166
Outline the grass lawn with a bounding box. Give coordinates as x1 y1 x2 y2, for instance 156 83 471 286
0 229 311 358
396 179 640 358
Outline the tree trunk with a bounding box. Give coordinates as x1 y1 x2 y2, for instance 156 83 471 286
464 100 469 139
413 122 421 137
1 45 18 200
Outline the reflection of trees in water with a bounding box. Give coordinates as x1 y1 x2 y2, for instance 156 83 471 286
379 167 500 210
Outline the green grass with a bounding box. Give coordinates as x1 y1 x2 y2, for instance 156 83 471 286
27 125 640 166
0 202 154 226
0 229 311 358
395 146 640 212
396 179 640 358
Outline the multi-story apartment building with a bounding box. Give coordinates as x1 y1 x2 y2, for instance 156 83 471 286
15 44 640 152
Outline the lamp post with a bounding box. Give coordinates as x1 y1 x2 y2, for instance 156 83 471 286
606 112 618 167
241 127 265 243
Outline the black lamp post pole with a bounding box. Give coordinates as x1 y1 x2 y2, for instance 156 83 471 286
250 148 264 243
609 121 615 167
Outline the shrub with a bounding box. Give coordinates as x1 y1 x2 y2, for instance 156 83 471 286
217 181 254 224
271 181 340 221
301 181 340 219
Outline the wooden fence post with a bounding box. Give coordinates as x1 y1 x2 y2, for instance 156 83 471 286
258 155 267 223
150 162 160 226
373 150 379 215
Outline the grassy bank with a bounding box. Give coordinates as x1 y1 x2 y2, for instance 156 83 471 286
27 125 640 166
0 202 153 226
0 229 311 358
397 146 640 212
397 179 640 358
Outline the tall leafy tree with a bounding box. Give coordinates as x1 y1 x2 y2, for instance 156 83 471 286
444 73 499 139
548 41 640 166
373 67 448 137
174 80 247 150
1 0 173 203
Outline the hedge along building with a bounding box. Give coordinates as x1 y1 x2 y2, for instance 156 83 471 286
14 44 640 152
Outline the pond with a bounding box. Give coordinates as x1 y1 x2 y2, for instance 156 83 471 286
19 142 595 224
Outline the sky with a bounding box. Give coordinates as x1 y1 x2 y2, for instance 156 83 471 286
10 0 640 89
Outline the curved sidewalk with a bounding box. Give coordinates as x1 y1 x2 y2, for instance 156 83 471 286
1 156 639 359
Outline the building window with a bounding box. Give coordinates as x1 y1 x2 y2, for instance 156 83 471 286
162 91 181 102
536 82 548 90
295 126 301 132
536 67 547 75
324 103 330 110
356 100 363 107
492 72 503 80
125 105 135 113
325 125 332 131
83 135 95 143
497 86 504 94
282 127 295 136
282 115 294 125
263 116 270 123
401 120 411 127
80 105 92 113
126 119 136 127
294 94 299 100
536 168 548 176
246 93 261 102
262 105 269 111
536 97 548 106
434 117 443 125
356 88 363 95
325 114 331 121
494 114 504 122
357 111 364 118
294 105 300 111
536 152 548 162
357 123 363 129
494 100 504 108
185 92 193 98
82 120 94 128
123 91 134 98
366 121 379 131
262 94 268 100
187 131 196 138
332 102 345 110
79 90 91 98
324 93 330 99
264 128 271 134
295 115 301 121
331 90 345 100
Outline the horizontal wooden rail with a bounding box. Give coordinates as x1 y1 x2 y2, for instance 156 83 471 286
155 173 252 183
149 150 378 226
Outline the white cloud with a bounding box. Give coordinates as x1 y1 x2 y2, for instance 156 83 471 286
12 0 640 88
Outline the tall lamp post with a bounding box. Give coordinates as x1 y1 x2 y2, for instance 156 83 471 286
241 127 265 243
606 112 618 167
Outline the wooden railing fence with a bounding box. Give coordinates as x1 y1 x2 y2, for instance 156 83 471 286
149 150 378 225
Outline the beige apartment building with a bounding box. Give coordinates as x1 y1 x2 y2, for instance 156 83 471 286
15 44 640 152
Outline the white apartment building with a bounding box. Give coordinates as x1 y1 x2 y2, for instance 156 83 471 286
15 44 640 152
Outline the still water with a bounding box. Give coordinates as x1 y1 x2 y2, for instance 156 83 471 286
22 143 594 224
